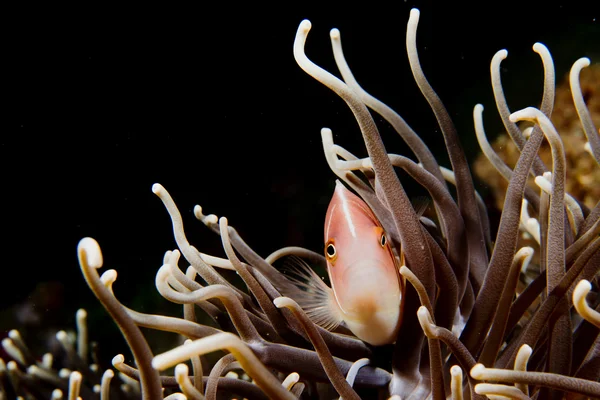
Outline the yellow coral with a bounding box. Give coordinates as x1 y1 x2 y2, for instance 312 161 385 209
474 64 600 210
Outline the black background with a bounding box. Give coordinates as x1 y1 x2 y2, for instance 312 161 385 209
3 1 599 364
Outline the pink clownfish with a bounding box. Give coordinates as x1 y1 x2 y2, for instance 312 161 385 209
282 181 405 345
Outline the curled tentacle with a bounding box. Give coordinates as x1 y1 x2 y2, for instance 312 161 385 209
470 364 600 398
274 296 361 400
77 238 162 400
153 333 295 400
573 280 600 328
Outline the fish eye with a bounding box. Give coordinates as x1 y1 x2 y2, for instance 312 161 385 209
380 233 387 247
325 241 336 261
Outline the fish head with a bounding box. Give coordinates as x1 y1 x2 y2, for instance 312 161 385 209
324 181 404 345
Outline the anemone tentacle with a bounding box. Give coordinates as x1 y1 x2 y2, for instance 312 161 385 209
30 8 598 400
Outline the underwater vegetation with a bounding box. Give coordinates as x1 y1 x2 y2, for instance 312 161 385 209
3 7 600 400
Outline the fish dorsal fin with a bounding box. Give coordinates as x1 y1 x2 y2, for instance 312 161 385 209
278 256 343 331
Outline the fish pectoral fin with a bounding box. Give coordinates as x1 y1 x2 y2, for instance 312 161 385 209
305 287 344 331
278 256 344 331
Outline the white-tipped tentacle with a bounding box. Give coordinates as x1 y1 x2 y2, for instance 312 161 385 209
573 280 600 328
514 344 533 395
510 108 567 293
193 205 219 226
153 333 295 400
163 394 187 400
67 371 82 400
100 369 114 400
198 252 235 270
570 57 600 165
534 172 584 235
321 128 363 187
450 365 463 400
470 363 600 397
1 338 26 367
474 104 515 182
520 199 541 244
42 353 53 369
281 372 300 391
75 309 88 364
153 183 234 289
175 363 204 400
474 383 530 399
344 358 370 395
329 23 447 193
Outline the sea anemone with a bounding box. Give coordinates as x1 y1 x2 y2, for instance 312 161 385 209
5 7 600 400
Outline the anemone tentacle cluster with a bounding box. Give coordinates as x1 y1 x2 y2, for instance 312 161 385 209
3 8 599 400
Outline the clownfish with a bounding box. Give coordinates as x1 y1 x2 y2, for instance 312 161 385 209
280 181 405 345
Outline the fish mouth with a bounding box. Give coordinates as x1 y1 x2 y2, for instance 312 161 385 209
335 259 402 315
344 305 403 345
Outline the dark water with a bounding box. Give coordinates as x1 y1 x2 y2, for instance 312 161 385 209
3 0 599 366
